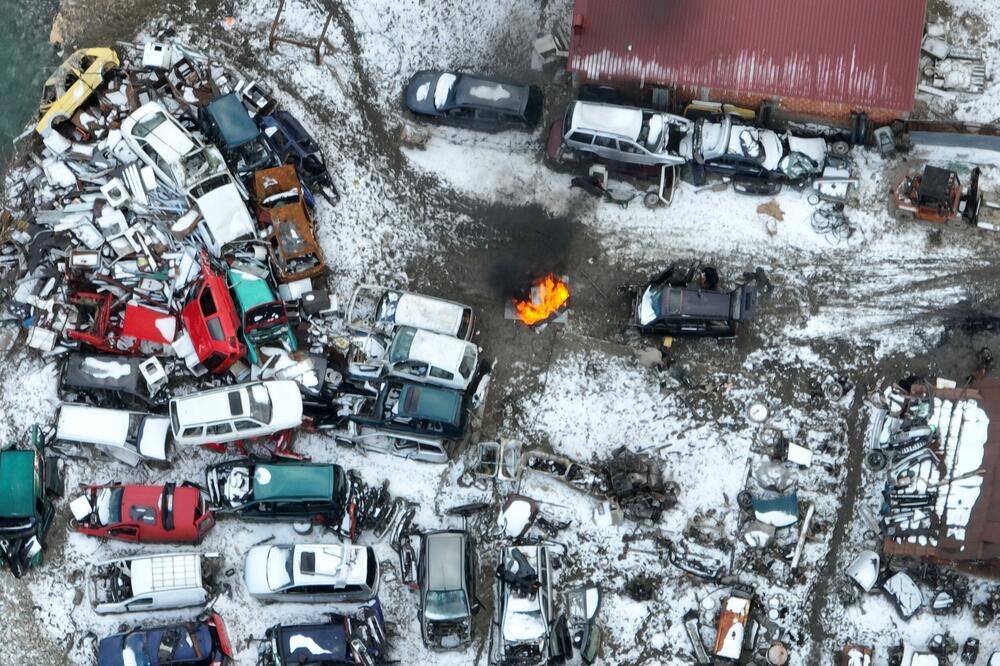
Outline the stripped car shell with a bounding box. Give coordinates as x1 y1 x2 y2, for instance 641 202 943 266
253 165 325 282
260 110 340 202
492 545 555 666
258 604 387 666
178 258 245 374
60 353 167 408
348 326 479 392
561 101 692 167
36 47 120 137
87 551 217 614
713 593 753 662
199 93 279 181
55 404 169 466
228 269 298 366
70 482 215 544
347 284 475 340
96 611 233 666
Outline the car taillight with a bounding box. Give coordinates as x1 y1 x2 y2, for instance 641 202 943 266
211 612 234 657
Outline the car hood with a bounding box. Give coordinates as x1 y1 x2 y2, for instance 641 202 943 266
244 546 275 594
268 380 305 429
406 70 443 115
195 182 256 248
137 416 170 461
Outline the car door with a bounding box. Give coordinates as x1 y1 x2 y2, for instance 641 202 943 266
590 135 619 162
106 525 139 542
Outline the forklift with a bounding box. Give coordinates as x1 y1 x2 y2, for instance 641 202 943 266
890 164 985 227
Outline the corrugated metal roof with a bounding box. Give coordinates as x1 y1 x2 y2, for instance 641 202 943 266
567 0 928 112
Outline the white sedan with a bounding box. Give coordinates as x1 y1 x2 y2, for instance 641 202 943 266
168 380 303 446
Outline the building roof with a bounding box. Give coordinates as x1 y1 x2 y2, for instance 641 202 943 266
567 0 928 113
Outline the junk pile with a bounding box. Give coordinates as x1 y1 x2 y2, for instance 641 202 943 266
919 20 987 98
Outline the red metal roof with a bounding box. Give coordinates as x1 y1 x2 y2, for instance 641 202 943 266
568 0 928 113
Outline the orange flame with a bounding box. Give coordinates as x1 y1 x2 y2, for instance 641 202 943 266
513 275 569 325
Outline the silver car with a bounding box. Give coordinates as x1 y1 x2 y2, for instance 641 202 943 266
561 101 692 167
419 530 479 649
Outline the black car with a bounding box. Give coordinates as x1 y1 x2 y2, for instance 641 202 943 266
60 353 166 408
347 378 470 442
98 613 233 666
261 110 339 202
199 93 278 181
405 70 543 131
631 263 759 338
258 604 387 666
205 458 353 533
418 530 479 649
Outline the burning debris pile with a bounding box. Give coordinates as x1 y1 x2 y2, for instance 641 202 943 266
509 273 569 326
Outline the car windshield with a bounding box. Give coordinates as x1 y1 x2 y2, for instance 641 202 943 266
388 327 416 363
249 383 273 423
190 174 231 199
425 590 469 621
268 546 294 589
638 286 662 325
97 487 124 525
181 148 215 183
245 303 287 343
132 112 167 139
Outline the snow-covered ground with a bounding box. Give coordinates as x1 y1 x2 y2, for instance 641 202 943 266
4 0 1000 664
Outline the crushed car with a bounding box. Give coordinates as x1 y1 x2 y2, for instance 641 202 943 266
260 109 340 202
199 92 279 181
405 70 543 131
87 551 219 614
96 612 233 666
175 257 245 375
228 268 298 366
347 284 475 340
253 165 325 282
69 482 215 543
36 47 120 137
257 604 387 666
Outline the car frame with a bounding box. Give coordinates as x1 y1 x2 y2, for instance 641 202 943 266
405 70 543 131
244 542 379 603
97 612 233 666
418 530 479 649
492 545 556 666
205 458 351 532
260 110 339 202
36 47 120 137
169 380 303 447
258 604 387 666
347 284 475 340
253 165 325 282
87 551 218 614
70 482 215 544
561 100 692 167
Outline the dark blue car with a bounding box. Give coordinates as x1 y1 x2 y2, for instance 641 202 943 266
261 110 339 203
199 93 278 181
258 604 386 665
98 613 233 666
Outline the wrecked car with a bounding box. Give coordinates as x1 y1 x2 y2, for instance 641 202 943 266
561 100 692 167
714 592 753 662
199 92 278 181
492 545 568 665
253 165 325 282
168 380 303 447
347 284 475 340
36 47 120 137
0 427 63 577
96 612 233 666
244 543 379 603
205 458 352 534
176 257 245 375
418 530 480 649
348 325 480 392
228 268 298 366
260 110 340 202
679 113 828 186
54 403 170 466
60 353 167 408
630 262 759 338
68 292 177 355
87 551 218 614
405 70 543 130
257 604 387 666
69 482 215 543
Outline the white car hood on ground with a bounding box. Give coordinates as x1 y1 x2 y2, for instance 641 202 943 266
194 182 255 250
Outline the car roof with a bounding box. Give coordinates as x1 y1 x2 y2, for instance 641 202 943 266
396 383 463 425
393 293 465 335
276 623 349 663
129 553 203 595
272 110 311 143
204 93 260 148
98 621 215 666
570 101 643 141
228 269 278 309
63 354 142 392
137 106 199 162
0 450 38 518
390 326 470 372
660 287 733 319
292 544 369 586
425 531 465 590
120 485 201 527
173 384 249 427
452 74 528 114
254 463 337 502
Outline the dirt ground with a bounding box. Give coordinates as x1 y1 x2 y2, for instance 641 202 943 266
4 0 1000 663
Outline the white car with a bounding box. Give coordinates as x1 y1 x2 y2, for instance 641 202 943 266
347 284 475 340
122 102 255 255
561 101 692 167
55 404 169 466
87 552 216 614
348 325 479 391
494 545 554 665
244 543 379 603
168 380 303 446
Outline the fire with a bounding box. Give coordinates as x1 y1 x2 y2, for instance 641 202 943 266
513 275 569 325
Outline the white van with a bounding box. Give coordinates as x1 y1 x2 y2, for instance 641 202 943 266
88 552 217 614
55 404 169 466
168 380 303 446
347 284 475 340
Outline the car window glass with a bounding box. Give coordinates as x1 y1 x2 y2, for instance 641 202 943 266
129 505 157 524
234 419 259 431
620 141 644 154
569 132 593 144
200 288 218 316
430 367 454 380
182 426 204 438
270 130 289 150
206 422 232 436
593 136 617 149
206 317 224 342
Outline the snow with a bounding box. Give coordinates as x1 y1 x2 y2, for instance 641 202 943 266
434 73 456 110
469 84 512 103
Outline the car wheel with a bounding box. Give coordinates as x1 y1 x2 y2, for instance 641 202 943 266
643 192 661 209
866 451 888 470
736 491 754 511
830 140 850 157
293 520 313 535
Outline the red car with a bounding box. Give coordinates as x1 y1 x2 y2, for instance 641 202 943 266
69 482 215 543
178 258 245 373
69 292 176 355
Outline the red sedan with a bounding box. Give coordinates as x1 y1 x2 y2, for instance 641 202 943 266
69 482 215 543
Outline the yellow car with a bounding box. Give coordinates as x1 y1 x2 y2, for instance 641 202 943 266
36 47 120 137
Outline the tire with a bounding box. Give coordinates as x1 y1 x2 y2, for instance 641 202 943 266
737 491 754 511
293 520 313 535
866 451 888 470
643 192 661 209
831 141 850 157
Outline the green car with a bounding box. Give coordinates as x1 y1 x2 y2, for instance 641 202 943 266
0 426 63 577
227 268 297 366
